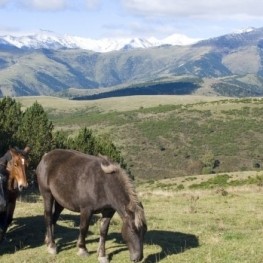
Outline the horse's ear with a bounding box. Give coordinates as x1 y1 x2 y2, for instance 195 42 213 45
9 148 17 156
23 146 31 154
138 202 144 209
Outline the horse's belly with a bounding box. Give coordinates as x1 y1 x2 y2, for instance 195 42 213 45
51 189 81 212
57 198 80 212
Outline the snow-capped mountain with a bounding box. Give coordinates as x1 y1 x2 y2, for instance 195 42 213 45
1 27 263 98
233 27 255 34
0 30 200 52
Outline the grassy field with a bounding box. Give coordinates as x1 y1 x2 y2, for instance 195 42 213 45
0 171 262 263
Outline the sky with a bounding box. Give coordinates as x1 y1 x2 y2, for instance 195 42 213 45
1 0 263 40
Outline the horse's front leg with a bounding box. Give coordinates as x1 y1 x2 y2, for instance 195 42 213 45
97 209 115 263
5 191 17 229
0 193 17 242
77 208 92 257
0 211 7 242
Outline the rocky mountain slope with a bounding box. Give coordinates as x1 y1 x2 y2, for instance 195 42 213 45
1 27 263 98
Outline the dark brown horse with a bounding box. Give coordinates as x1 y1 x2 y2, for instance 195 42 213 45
0 147 29 242
36 149 147 263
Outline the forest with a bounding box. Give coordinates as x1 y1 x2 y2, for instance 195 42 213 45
0 97 129 185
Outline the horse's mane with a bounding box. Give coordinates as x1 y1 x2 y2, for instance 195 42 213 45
100 157 146 229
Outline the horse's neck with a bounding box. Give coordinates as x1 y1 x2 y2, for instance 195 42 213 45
106 170 139 220
8 174 16 191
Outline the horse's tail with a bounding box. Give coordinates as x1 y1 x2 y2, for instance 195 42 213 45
99 154 118 174
101 163 118 174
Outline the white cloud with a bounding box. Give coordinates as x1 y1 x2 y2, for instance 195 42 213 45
0 0 101 11
84 0 101 9
0 0 9 7
20 0 67 11
122 0 263 18
20 0 68 11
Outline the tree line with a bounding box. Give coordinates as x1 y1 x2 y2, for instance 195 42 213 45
0 97 130 185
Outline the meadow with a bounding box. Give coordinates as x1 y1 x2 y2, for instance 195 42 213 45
0 171 262 263
0 95 259 263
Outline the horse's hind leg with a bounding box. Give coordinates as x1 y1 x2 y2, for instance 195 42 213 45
97 209 115 263
43 192 57 255
52 201 64 225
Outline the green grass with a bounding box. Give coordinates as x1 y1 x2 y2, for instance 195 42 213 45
188 173 263 189
0 172 262 262
15 96 263 180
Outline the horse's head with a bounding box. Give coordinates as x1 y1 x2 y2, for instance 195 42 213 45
6 147 30 191
122 203 147 262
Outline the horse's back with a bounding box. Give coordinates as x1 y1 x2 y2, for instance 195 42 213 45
36 149 102 182
36 149 112 211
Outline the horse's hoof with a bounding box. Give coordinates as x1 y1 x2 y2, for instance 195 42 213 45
77 248 89 257
98 256 109 263
47 244 57 255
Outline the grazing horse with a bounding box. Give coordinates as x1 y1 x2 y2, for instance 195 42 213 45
36 149 147 263
0 147 29 242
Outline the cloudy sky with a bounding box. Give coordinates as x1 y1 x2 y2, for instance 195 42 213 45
1 0 263 40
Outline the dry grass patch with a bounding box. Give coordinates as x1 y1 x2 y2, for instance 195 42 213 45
17 95 228 113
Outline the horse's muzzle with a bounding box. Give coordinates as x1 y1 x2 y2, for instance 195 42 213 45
132 258 143 263
131 253 143 262
18 183 28 192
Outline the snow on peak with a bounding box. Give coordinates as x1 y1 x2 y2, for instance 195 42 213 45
0 30 200 52
233 27 256 34
162 33 201 46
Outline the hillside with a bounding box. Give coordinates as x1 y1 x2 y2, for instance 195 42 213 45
2 27 263 98
17 95 263 180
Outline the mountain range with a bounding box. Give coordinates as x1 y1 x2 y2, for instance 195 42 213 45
0 30 200 52
1 27 263 98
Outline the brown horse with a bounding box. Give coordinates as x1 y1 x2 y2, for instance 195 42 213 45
0 147 29 242
36 149 147 263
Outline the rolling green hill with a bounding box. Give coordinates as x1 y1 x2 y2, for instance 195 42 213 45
17 95 263 180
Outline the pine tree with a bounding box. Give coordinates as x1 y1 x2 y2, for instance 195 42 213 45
94 134 130 175
53 130 68 149
67 127 96 154
66 127 131 177
0 97 22 154
16 101 54 168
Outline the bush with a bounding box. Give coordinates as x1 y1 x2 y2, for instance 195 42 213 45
190 174 230 189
